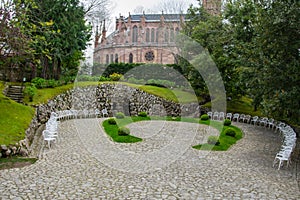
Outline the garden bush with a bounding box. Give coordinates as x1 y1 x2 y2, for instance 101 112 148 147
108 118 117 125
207 136 220 145
99 76 111 82
24 84 37 102
118 127 130 136
200 114 209 121
225 128 236 137
31 77 46 88
138 111 147 117
109 73 123 81
224 119 232 126
46 79 57 88
115 112 125 119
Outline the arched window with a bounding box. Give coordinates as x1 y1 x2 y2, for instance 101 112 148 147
164 28 169 43
115 54 118 63
110 54 114 63
175 27 180 35
106 55 109 64
151 28 155 42
132 25 138 43
146 28 150 42
170 28 175 42
156 28 160 43
129 53 133 63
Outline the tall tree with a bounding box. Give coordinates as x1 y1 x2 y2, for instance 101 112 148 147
29 0 92 79
224 0 300 124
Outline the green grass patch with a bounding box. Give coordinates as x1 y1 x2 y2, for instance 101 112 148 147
103 115 242 151
0 157 37 170
203 96 262 116
0 82 35 145
102 119 142 143
193 125 243 151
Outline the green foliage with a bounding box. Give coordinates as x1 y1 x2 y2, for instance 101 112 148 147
77 75 99 82
207 136 220 145
31 77 46 89
200 114 209 121
109 73 123 81
146 79 175 88
24 84 37 102
138 112 148 117
0 82 35 145
115 112 125 119
118 127 130 136
99 76 111 82
102 120 142 143
108 118 117 125
224 128 236 137
224 119 232 126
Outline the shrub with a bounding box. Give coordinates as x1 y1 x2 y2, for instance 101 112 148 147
109 73 123 81
118 127 130 136
31 77 46 88
108 118 117 125
225 128 236 137
24 84 37 102
201 114 209 121
138 111 147 117
115 112 125 119
207 136 220 145
99 76 110 82
224 119 232 126
46 79 57 88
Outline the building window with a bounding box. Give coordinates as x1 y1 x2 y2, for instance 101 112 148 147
110 54 114 63
175 27 180 35
156 28 159 43
106 55 109 64
146 28 150 42
170 28 175 42
129 53 133 63
164 28 169 43
115 54 118 63
132 25 138 43
145 51 155 61
151 28 155 42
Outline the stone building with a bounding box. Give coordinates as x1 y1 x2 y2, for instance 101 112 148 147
93 12 185 65
92 0 222 66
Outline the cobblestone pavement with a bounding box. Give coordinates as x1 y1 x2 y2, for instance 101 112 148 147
0 119 299 199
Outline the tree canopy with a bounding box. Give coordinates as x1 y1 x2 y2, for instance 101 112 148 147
183 0 300 124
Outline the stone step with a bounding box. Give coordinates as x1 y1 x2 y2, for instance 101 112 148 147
5 85 25 103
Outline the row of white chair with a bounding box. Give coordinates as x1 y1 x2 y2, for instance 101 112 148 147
207 111 297 170
42 114 60 149
207 112 276 129
52 108 109 121
273 123 297 170
42 108 109 149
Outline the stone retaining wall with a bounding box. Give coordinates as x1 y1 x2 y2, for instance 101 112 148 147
1 83 205 158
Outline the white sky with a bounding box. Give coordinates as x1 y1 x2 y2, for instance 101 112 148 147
111 0 198 17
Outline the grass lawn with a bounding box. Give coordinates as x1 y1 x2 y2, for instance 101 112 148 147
103 115 242 151
0 82 35 145
193 124 243 151
203 96 262 116
0 157 37 170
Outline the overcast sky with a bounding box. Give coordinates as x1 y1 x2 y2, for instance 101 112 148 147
111 0 198 17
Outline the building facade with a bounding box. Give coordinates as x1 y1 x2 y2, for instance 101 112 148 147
93 13 184 65
93 0 222 66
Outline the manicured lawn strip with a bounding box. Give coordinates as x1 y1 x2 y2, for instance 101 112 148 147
203 96 262 116
0 82 35 145
193 125 243 151
103 116 242 150
0 157 37 170
102 120 142 143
